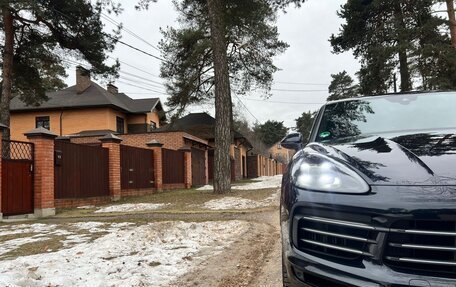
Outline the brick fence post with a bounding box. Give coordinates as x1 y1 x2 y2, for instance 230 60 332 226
146 140 163 191
25 127 57 217
0 123 8 220
100 133 122 201
179 146 192 189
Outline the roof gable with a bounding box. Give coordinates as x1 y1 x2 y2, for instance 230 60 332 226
10 82 161 114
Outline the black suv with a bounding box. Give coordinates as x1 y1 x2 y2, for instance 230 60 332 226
280 92 456 287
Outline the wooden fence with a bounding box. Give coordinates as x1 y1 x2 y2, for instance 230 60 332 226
54 141 109 199
120 145 154 190
162 148 185 184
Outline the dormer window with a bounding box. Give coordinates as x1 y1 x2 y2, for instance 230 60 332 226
36 116 50 130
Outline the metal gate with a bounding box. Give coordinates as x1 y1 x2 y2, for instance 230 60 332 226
191 148 206 186
162 149 185 184
120 145 154 190
54 141 109 199
1 140 34 216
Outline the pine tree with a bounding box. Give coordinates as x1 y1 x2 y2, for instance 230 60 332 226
254 120 288 147
295 111 316 142
327 71 359 101
0 0 120 139
331 0 452 94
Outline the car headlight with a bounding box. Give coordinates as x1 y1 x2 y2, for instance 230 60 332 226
291 152 369 194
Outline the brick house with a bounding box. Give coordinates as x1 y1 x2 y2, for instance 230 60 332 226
10 66 166 141
158 112 252 181
268 141 295 164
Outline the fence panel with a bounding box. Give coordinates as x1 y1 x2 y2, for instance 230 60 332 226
54 141 109 199
120 145 154 190
162 149 185 184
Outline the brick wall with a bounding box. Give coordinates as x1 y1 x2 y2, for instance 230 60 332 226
55 197 111 209
122 188 156 197
71 131 208 151
29 137 55 210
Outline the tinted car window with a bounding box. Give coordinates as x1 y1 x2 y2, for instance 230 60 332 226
316 93 456 142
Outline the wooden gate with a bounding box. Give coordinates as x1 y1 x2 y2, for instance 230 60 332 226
162 149 185 184
54 141 109 199
120 145 154 190
191 148 206 186
1 140 34 216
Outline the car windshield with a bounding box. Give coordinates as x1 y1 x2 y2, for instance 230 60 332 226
316 92 456 142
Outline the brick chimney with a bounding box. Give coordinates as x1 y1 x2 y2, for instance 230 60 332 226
107 83 118 94
76 66 91 93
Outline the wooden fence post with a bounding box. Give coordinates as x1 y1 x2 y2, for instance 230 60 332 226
146 140 163 191
25 127 57 217
179 146 192 189
100 133 122 201
0 123 8 220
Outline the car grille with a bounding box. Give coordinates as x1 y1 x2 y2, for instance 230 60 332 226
296 216 379 261
384 219 456 278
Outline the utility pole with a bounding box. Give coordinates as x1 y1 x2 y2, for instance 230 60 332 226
446 0 456 48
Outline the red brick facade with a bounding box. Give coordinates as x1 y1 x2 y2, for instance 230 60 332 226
247 154 286 178
71 131 208 151
55 196 112 209
101 140 122 201
26 131 56 216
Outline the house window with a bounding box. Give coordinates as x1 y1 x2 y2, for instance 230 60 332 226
150 121 157 130
36 116 50 130
116 116 125 134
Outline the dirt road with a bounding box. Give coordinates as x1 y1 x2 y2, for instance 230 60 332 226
171 209 282 287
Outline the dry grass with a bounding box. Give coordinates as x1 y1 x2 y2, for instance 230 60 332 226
55 186 278 218
1 236 66 259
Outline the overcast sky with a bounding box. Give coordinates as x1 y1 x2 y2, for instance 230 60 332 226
65 1 360 129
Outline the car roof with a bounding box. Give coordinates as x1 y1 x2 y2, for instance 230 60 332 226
326 90 456 105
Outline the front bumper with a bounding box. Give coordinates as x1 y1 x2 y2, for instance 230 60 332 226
281 185 456 287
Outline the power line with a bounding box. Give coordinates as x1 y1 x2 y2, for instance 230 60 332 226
271 88 328 92
233 93 260 123
242 98 324 105
110 56 161 78
101 12 161 53
119 70 164 86
118 75 166 91
117 40 169 63
116 80 168 95
274 81 329 86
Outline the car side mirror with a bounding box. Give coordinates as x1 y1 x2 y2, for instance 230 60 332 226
280 133 303 151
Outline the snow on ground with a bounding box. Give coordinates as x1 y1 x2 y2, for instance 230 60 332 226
232 175 282 190
94 203 168 213
197 175 282 191
202 189 280 210
0 220 249 287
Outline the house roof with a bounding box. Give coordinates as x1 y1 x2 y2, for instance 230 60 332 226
159 112 252 147
10 82 162 114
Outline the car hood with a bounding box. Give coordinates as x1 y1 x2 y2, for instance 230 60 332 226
307 132 456 186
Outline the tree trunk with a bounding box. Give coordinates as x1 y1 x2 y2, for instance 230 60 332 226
446 0 456 48
393 2 412 92
0 4 14 140
207 0 232 194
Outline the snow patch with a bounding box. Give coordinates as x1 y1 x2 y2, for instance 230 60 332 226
202 189 280 210
197 175 282 191
94 203 168 213
0 221 249 287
